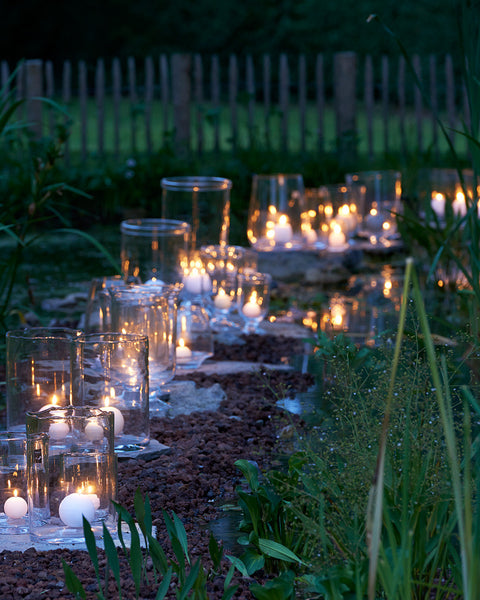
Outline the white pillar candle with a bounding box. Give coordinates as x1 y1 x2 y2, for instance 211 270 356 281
85 421 104 442
176 338 192 363
273 214 293 243
183 269 211 295
59 493 96 527
453 191 467 217
4 493 28 519
431 192 446 219
214 289 232 310
328 222 346 249
102 405 125 437
48 421 70 441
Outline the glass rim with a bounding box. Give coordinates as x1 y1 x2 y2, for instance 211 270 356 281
120 218 191 236
74 332 149 346
160 176 232 191
6 327 81 340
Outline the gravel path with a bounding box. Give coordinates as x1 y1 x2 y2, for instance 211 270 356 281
0 333 314 599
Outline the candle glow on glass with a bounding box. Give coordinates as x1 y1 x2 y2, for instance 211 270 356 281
4 489 28 519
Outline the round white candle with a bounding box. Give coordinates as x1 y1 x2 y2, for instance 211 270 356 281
176 339 192 363
86 493 100 510
59 493 96 527
273 215 293 243
328 223 346 249
48 421 70 441
4 494 28 519
214 290 232 310
242 300 262 318
103 405 125 437
85 421 104 442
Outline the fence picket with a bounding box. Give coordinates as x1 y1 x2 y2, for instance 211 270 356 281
1 52 468 161
62 60 71 161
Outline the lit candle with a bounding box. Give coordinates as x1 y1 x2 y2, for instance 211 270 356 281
59 493 96 527
40 393 62 412
85 421 104 442
182 268 211 295
303 225 318 245
431 192 446 219
328 222 346 249
176 338 192 363
242 292 262 318
273 214 293 243
453 190 467 217
214 289 232 310
48 421 70 441
4 490 27 519
336 203 356 234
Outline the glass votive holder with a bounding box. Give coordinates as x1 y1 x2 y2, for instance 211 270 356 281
237 271 272 334
180 252 213 300
200 244 243 331
176 301 214 369
6 327 80 432
247 173 307 251
83 275 128 333
110 286 179 401
26 407 116 543
161 176 232 250
302 188 329 249
71 332 150 453
121 218 190 284
0 433 29 534
346 170 402 242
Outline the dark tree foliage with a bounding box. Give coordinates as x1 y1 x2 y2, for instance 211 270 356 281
2 0 459 64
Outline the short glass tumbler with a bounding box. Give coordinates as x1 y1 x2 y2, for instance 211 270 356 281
161 176 232 250
121 218 190 284
26 407 117 544
237 271 272 334
71 332 150 453
0 433 29 534
6 327 80 432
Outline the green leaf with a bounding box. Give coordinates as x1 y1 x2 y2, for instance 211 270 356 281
154 567 173 600
82 516 101 584
62 560 87 599
103 524 123 598
177 559 201 600
250 570 296 600
148 534 169 575
239 548 265 575
257 538 304 565
226 554 251 578
208 532 223 570
126 520 143 596
235 459 260 491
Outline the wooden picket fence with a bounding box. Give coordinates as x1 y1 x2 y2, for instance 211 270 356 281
1 52 468 162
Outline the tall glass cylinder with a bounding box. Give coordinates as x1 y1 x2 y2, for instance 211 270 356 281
161 176 232 250
120 218 190 284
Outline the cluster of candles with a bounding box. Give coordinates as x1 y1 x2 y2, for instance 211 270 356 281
430 188 479 219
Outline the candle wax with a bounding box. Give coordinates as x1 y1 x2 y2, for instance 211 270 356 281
328 229 346 249
273 221 293 244
59 493 96 527
4 495 28 519
214 292 232 310
176 344 193 362
242 301 262 318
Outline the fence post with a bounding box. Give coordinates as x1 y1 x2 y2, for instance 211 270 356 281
171 53 191 155
334 51 357 164
25 59 43 139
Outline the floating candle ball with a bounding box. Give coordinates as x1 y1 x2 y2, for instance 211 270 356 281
48 421 70 441
176 338 192 362
4 492 27 519
40 393 61 412
273 214 293 243
102 405 124 437
59 493 96 527
85 421 104 442
214 289 232 310
242 292 262 318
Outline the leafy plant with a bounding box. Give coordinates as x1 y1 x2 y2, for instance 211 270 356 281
62 488 240 600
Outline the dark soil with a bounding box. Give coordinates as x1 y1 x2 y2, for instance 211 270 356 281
0 334 315 599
